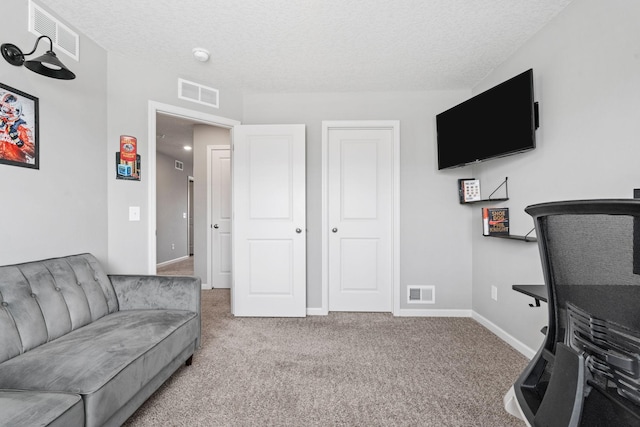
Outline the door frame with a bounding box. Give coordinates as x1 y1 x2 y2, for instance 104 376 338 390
147 101 240 277
321 120 401 316
206 144 231 289
188 175 194 256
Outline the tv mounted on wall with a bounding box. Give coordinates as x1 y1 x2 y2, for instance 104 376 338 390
436 69 539 170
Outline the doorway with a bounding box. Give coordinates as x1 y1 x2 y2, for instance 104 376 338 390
321 121 400 315
147 101 240 286
188 176 194 256
155 113 194 273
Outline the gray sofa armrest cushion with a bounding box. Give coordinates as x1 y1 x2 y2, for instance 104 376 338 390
109 275 201 348
109 275 201 312
0 389 84 427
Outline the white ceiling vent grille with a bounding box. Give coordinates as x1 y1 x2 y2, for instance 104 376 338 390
29 1 79 61
178 79 219 108
408 286 436 304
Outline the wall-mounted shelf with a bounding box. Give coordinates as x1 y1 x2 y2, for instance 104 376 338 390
483 227 537 242
465 197 509 204
485 234 537 242
458 177 538 242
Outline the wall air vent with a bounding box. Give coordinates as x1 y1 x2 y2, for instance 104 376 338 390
178 78 219 108
29 1 79 61
408 286 436 304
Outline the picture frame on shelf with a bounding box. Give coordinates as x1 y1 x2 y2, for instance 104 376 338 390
458 178 481 203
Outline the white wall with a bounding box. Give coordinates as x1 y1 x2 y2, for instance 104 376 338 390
243 91 472 310
106 53 243 274
470 0 640 354
0 0 108 266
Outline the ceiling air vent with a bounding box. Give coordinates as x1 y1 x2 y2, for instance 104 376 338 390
408 286 435 304
178 78 219 108
29 1 79 61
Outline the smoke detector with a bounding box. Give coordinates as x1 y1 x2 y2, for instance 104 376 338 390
192 48 210 62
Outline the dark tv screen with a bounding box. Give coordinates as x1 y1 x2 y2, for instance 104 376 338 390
436 69 537 170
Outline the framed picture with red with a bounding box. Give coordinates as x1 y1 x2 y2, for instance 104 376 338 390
0 82 39 169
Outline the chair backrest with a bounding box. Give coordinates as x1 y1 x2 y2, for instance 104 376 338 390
526 199 640 422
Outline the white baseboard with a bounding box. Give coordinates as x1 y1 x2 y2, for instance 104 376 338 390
304 306 535 359
201 283 212 290
306 308 473 317
156 255 189 268
472 311 536 359
396 308 472 317
307 307 328 316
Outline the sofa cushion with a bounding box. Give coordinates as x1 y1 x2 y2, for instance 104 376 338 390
0 389 84 427
0 254 118 363
0 309 198 427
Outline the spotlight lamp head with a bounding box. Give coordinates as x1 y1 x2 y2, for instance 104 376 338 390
1 35 75 80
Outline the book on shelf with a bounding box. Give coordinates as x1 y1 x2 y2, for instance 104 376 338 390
458 178 481 203
482 207 510 236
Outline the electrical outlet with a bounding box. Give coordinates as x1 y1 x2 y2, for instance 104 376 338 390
491 286 498 301
171 243 175 250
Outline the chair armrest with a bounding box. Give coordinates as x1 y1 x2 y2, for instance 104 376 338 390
109 274 201 314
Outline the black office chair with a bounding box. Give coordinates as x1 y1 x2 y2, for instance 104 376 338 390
507 199 640 426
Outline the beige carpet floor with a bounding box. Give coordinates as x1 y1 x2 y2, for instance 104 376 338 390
123 290 528 426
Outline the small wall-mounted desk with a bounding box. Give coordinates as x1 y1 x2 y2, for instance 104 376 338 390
512 284 547 307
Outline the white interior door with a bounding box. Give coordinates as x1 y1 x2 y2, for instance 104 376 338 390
232 124 306 317
328 126 394 312
211 148 231 288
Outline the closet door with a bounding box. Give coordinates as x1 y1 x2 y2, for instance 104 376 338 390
327 126 394 312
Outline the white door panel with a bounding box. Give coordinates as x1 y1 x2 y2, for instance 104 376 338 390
341 140 379 218
233 125 306 317
340 238 379 291
211 148 231 288
329 128 393 312
249 240 293 294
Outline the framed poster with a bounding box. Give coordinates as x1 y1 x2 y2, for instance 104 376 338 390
0 83 39 169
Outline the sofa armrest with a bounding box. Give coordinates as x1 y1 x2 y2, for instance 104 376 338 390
0 389 84 427
109 275 201 314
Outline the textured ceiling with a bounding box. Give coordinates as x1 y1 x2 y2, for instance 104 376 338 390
155 114 201 165
37 0 573 160
38 0 573 93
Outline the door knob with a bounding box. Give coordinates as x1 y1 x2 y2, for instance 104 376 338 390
296 228 302 234
332 228 338 233
213 224 219 229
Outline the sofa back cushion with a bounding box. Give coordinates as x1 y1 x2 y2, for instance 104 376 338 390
0 254 118 363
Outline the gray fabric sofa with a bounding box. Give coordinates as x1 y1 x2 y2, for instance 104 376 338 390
0 253 201 427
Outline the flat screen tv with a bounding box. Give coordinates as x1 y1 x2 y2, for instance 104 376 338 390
436 69 538 170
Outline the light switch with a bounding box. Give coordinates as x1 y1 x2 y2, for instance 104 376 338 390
129 206 140 221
